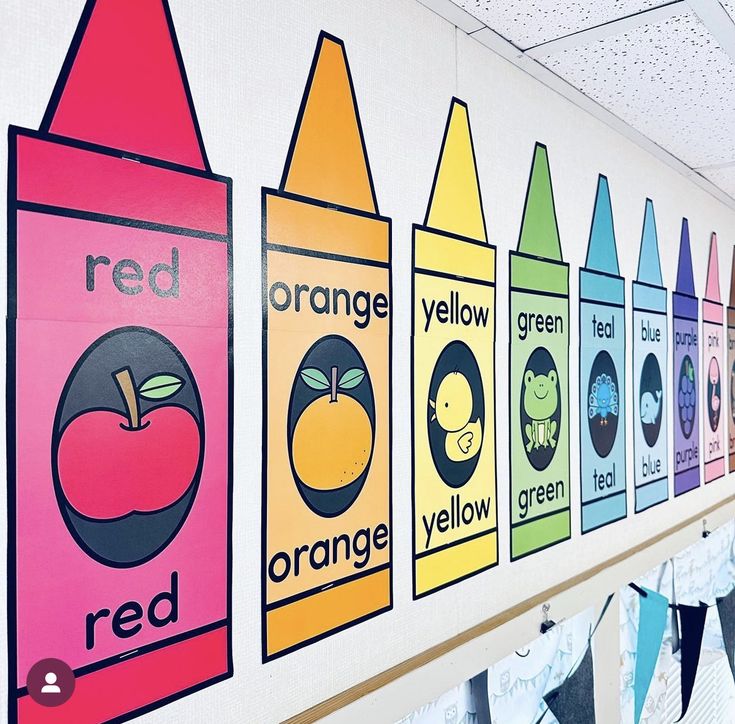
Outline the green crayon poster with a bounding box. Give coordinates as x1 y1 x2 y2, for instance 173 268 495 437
509 144 570 560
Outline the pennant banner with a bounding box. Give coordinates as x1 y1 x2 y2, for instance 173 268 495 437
579 175 626 533
509 144 570 560
412 98 497 598
702 233 724 483
672 219 700 496
543 645 596 724
632 200 669 512
262 32 392 660
716 586 735 681
676 602 708 720
634 587 669 724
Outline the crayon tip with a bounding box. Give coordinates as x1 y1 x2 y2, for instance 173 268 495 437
585 175 619 275
705 232 720 302
425 98 487 242
636 199 663 286
44 0 208 169
676 218 696 296
281 33 377 213
517 143 562 260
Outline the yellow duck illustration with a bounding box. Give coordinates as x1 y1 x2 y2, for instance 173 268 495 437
429 371 482 462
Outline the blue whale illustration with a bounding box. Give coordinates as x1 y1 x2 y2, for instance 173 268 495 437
640 390 662 424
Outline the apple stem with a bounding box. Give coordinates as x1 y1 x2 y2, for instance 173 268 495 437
330 366 338 403
113 367 141 429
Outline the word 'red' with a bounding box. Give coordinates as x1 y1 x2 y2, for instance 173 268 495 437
86 247 179 298
85 571 179 650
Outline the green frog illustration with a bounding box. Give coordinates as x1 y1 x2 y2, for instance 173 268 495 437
523 369 559 452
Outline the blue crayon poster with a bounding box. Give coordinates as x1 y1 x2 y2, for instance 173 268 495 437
579 176 626 532
673 219 700 495
632 200 669 512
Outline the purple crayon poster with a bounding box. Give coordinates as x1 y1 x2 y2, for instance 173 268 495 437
702 233 724 483
672 219 700 495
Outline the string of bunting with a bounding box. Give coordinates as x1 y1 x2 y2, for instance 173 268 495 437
627 521 735 723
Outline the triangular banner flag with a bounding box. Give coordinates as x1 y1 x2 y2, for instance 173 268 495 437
469 669 492 724
716 587 735 681
425 98 487 242
585 175 619 274
634 587 669 724
543 645 596 723
517 143 563 260
676 602 708 721
43 0 208 169
280 31 377 212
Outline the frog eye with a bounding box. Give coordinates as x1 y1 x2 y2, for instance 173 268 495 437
548 370 557 385
524 371 535 386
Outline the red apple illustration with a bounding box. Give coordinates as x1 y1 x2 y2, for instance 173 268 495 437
57 366 201 520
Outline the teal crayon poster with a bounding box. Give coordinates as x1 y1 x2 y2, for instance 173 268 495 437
672 219 700 496
509 144 570 560
579 176 626 532
632 200 668 512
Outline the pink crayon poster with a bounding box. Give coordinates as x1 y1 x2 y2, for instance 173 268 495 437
7 1 232 722
703 233 725 483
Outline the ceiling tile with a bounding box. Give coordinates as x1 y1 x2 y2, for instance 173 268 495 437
456 0 670 48
725 1 735 21
701 166 735 203
536 11 735 169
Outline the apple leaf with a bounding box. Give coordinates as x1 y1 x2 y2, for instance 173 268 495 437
300 367 330 390
338 368 365 390
138 374 185 400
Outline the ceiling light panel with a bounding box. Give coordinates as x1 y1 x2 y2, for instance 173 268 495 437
535 11 735 169
455 0 671 48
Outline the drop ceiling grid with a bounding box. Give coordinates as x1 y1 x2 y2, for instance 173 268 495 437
701 166 735 203
455 0 671 48
535 11 735 169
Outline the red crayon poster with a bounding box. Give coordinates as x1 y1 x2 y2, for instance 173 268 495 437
7 1 232 722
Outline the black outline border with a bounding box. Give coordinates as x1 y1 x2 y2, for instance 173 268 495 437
6 1 233 720
410 97 499 601
261 30 393 663
508 142 571 562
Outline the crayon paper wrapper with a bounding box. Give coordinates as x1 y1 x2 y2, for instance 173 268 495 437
14 210 229 681
579 272 626 533
412 228 497 597
509 253 570 560
632 282 669 512
702 309 725 482
263 193 391 657
672 296 700 495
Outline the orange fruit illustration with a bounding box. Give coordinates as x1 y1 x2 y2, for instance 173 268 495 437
292 392 372 491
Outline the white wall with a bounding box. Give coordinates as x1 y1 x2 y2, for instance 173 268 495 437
2 1 735 722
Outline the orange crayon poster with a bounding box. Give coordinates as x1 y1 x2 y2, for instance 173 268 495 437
262 32 392 660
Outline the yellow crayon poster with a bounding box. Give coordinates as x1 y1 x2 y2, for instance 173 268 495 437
412 99 497 599
262 32 392 660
